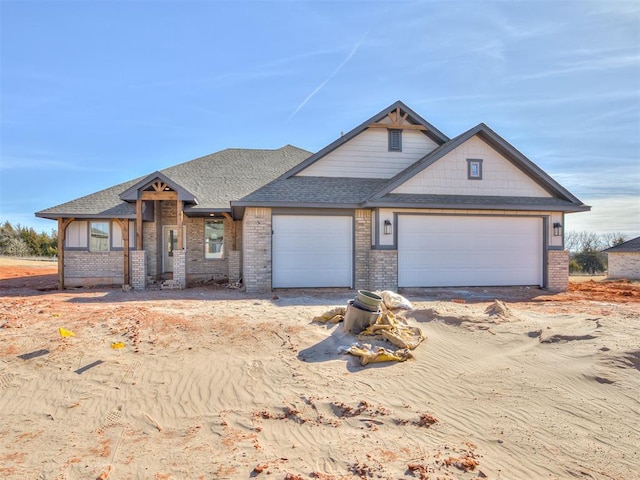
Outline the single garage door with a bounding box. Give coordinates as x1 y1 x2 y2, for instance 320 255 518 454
272 215 353 288
398 215 543 287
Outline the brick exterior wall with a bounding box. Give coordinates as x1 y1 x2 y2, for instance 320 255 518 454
369 250 398 291
354 209 371 290
607 252 640 279
131 250 147 290
242 207 272 293
64 251 124 287
141 200 239 285
228 250 241 283
173 250 186 288
547 249 569 292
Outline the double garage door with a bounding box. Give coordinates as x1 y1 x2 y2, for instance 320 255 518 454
398 215 544 287
271 214 543 289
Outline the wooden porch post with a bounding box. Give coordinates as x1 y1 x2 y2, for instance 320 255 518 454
177 199 183 250
222 212 236 250
57 217 74 290
136 199 143 251
116 219 130 285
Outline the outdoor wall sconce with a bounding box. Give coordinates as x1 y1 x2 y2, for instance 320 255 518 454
553 222 563 236
384 219 393 235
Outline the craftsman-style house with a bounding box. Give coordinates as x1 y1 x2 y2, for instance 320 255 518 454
36 101 589 292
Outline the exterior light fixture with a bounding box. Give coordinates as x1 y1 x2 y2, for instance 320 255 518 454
384 219 392 235
553 222 562 236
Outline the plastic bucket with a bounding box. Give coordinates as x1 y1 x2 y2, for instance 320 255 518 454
343 300 380 334
356 290 383 310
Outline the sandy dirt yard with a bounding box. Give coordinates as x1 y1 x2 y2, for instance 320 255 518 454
0 257 639 480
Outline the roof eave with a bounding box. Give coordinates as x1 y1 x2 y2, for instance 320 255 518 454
365 200 591 212
35 212 138 220
230 201 365 209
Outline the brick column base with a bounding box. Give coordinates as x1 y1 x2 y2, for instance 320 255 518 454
131 250 147 290
228 250 241 283
173 250 186 289
547 250 569 292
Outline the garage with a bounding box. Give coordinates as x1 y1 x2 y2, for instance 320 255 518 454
272 215 353 288
398 215 543 287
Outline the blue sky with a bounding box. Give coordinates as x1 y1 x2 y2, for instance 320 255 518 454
1 0 639 238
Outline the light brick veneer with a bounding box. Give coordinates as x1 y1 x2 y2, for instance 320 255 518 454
607 252 640 279
354 209 371 290
369 250 398 291
242 207 272 293
64 251 124 287
131 250 147 290
228 250 241 283
547 249 569 292
173 250 186 289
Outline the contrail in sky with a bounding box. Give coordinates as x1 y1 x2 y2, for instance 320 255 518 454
286 38 364 123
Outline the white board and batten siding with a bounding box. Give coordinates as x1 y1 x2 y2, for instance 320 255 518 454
398 215 544 287
296 129 439 179
393 136 552 197
272 215 353 288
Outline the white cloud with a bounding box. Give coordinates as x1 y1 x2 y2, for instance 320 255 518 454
565 195 640 237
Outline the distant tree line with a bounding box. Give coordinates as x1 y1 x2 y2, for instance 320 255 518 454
566 231 626 275
0 220 57 257
0 219 628 273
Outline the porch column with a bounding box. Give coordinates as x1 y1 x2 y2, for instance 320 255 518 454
116 219 130 286
131 250 147 290
176 199 183 250
57 218 74 290
173 250 186 289
136 199 143 251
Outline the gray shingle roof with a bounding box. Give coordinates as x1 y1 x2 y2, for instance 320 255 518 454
366 193 590 212
36 145 312 219
236 177 388 205
603 236 640 253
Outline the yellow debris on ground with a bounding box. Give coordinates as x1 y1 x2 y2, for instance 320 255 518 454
346 343 413 366
313 300 425 366
58 327 75 337
360 311 425 350
312 307 346 324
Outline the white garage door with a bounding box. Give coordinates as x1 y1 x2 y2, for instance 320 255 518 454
272 215 353 288
398 215 543 287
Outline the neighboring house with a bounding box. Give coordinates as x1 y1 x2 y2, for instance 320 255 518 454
604 237 640 280
36 101 590 293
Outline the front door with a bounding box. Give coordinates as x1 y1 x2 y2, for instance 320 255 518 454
162 226 185 273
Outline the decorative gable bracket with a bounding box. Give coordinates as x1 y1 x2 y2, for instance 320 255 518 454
119 171 198 204
369 106 428 131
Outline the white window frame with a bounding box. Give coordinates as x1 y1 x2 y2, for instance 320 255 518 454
204 219 224 259
467 158 483 180
89 221 110 252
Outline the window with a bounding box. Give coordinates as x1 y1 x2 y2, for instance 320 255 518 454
90 221 109 252
204 220 224 259
467 159 483 180
388 129 402 152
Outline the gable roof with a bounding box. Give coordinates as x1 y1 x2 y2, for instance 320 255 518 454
36 145 312 219
235 121 589 213
603 236 640 253
369 123 584 204
119 171 199 203
279 100 450 179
